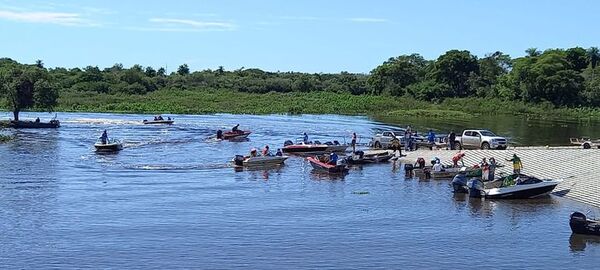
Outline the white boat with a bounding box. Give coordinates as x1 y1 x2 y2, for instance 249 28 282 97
468 174 561 199
94 139 123 152
232 155 288 167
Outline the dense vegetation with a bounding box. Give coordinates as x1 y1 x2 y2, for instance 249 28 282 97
1 46 600 119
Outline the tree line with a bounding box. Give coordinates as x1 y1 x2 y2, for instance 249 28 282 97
1 46 600 121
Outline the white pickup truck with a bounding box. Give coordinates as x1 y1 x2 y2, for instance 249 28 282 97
454 129 507 150
371 130 426 149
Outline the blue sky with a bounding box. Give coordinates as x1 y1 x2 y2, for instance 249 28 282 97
0 0 598 73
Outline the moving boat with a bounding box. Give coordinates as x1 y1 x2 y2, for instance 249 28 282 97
143 119 174 125
570 212 600 236
307 156 349 174
232 155 288 167
467 174 560 199
346 150 394 164
7 119 60 128
223 130 252 140
94 139 123 152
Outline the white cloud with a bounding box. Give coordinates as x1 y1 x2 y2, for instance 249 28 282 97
148 18 236 31
0 9 98 26
348 17 388 23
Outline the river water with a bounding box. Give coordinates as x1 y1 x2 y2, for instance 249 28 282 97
1 112 599 269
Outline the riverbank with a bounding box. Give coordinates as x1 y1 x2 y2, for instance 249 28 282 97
4 89 600 121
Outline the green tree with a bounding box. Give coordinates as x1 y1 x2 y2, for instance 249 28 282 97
588 47 600 81
565 47 589 71
0 64 58 121
157 67 166 77
367 54 427 95
35 59 44 69
432 50 479 97
526 48 541 57
145 66 157 77
177 64 190 76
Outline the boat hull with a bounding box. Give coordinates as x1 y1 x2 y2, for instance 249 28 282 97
233 156 289 167
8 120 60 128
485 182 559 199
143 120 174 125
223 131 251 140
307 157 348 174
94 143 123 152
282 145 329 154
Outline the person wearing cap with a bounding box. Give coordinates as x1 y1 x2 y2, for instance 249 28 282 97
250 148 258 157
432 159 443 172
451 167 468 193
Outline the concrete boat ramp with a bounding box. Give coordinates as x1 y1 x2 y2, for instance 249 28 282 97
398 146 600 208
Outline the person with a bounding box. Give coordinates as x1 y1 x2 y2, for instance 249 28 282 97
167 117 171 121
303 132 309 144
390 136 402 157
216 130 223 140
328 152 338 165
157 115 164 120
262 145 270 156
432 160 443 172
351 132 357 152
427 130 435 147
480 158 490 181
451 167 468 193
250 148 258 157
449 131 456 150
100 130 108 144
275 149 283 156
404 129 411 151
507 154 523 174
232 124 240 133
452 152 465 167
415 157 426 169
489 157 497 180
35 117 40 123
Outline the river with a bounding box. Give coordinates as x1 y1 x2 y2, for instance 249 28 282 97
1 112 599 269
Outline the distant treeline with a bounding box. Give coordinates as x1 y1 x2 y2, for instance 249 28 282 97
1 46 600 111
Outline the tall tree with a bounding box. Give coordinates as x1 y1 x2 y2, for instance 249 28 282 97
588 47 600 80
565 47 589 71
35 59 44 69
0 64 58 121
432 50 479 97
367 54 427 95
177 64 190 76
526 48 541 57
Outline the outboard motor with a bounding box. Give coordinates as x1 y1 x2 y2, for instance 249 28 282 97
333 140 340 145
233 155 245 166
468 179 485 198
216 130 223 140
404 164 414 177
451 174 469 193
283 140 293 146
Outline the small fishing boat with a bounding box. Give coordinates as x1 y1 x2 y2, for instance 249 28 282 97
232 155 288 167
570 212 600 236
467 174 560 199
346 150 394 164
143 119 174 125
223 130 252 140
307 156 349 174
282 143 329 154
94 139 123 152
431 166 481 179
7 119 60 128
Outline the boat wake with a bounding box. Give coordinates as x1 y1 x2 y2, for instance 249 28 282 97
66 118 142 125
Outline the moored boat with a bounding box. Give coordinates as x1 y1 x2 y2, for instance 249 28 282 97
431 166 481 179
282 142 329 154
467 174 560 199
232 155 288 167
307 156 349 174
570 212 600 236
94 139 123 152
346 149 394 164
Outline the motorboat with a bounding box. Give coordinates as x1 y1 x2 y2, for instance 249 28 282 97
467 174 560 199
223 130 252 140
8 119 60 128
570 212 600 236
282 140 347 154
431 166 481 179
94 139 123 152
346 149 394 164
232 155 288 167
143 119 174 125
307 156 349 174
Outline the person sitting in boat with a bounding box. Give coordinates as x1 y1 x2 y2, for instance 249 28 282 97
216 130 223 140
303 132 309 144
262 145 271 156
167 117 171 121
328 152 339 165
100 130 109 144
432 160 443 172
157 115 164 121
452 152 466 167
275 149 283 156
250 148 258 157
232 124 242 134
35 117 40 123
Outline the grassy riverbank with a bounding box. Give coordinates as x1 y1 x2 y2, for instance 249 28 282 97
4 89 600 121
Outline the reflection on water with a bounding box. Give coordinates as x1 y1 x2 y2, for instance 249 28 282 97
570 234 600 252
1 112 599 269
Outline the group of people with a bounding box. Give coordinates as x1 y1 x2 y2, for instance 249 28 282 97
153 115 171 121
249 145 283 158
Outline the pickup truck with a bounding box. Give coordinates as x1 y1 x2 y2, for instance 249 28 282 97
454 130 507 150
371 130 426 149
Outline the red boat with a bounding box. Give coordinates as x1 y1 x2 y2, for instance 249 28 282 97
307 156 349 174
223 130 251 140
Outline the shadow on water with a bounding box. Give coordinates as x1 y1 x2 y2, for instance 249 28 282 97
569 234 600 252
